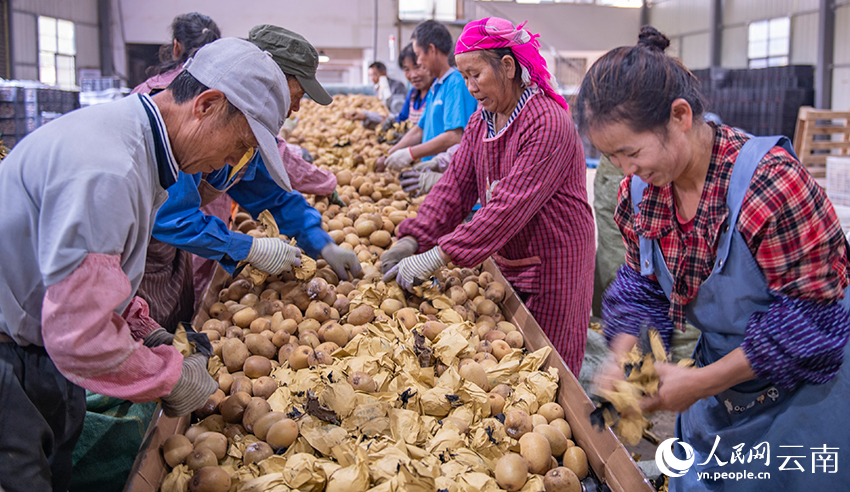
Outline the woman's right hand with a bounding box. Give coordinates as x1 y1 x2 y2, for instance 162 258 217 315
593 333 638 394
380 236 419 275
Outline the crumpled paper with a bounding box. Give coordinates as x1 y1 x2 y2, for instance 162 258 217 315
160 464 190 492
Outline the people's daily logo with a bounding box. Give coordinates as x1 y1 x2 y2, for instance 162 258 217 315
656 438 696 477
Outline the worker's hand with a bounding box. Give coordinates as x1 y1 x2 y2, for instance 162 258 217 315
321 242 363 281
400 170 421 194
299 147 314 163
343 110 366 121
379 236 419 274
383 246 446 291
142 327 174 348
640 362 704 414
412 160 440 172
375 156 388 172
417 172 442 196
327 190 347 207
385 148 415 172
161 352 218 417
247 238 302 275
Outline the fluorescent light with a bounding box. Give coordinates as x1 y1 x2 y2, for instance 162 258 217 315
318 55 330 63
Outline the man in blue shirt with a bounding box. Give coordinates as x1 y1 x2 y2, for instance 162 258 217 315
144 25 361 330
384 20 478 172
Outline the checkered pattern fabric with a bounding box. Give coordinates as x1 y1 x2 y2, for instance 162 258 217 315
614 124 849 329
398 93 595 373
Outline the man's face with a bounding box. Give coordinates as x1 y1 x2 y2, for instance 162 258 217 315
368 67 381 85
413 40 437 78
173 90 258 175
287 76 305 117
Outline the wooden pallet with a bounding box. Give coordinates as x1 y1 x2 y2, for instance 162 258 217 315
793 107 850 179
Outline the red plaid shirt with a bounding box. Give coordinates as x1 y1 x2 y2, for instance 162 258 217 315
399 91 595 372
615 124 849 328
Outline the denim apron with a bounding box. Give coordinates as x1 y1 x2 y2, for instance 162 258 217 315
632 136 850 490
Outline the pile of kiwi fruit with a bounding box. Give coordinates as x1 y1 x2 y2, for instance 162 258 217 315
158 96 592 492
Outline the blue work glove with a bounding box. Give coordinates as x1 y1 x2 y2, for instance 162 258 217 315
160 352 218 417
321 242 363 281
382 246 446 291
380 236 419 274
247 237 302 275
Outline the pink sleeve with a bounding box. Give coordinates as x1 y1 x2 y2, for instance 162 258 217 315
279 141 338 196
122 296 161 341
41 254 183 402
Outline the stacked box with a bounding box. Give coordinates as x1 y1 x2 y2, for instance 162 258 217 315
0 84 81 148
692 65 814 140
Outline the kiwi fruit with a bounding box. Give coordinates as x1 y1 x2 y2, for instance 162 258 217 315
289 346 313 370
491 340 512 360
488 393 506 415
458 361 490 392
220 392 251 424
562 446 588 479
505 409 533 440
186 447 218 471
538 402 566 423
543 467 581 492
243 355 272 378
532 414 549 428
195 390 225 419
244 334 277 360
549 418 572 440
266 418 299 450
252 376 277 400
348 371 378 392
422 321 447 341
253 412 287 441
520 432 553 475
347 305 375 325
242 398 271 432
229 376 253 397
535 424 569 456
494 453 528 491
193 432 227 460
189 466 231 492
243 441 273 464
221 339 250 373
162 434 193 468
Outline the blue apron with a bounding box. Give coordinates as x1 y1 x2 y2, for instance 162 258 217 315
632 136 850 491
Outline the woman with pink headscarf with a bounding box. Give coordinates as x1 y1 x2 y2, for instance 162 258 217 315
382 18 595 373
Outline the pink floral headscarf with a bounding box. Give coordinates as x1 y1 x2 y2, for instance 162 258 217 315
455 17 568 111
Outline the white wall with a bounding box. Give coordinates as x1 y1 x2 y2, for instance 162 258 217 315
10 0 101 81
118 0 402 85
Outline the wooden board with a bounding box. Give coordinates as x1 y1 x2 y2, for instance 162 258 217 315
126 260 654 492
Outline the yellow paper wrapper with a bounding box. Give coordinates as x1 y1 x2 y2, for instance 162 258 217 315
160 464 191 492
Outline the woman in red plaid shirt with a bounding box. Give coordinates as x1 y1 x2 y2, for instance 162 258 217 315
381 17 595 374
580 27 850 490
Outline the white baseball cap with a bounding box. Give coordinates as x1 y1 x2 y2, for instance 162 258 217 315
184 37 292 191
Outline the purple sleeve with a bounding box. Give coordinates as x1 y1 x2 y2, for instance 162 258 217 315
742 295 850 389
602 265 675 350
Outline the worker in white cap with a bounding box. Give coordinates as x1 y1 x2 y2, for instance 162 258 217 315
0 38 290 492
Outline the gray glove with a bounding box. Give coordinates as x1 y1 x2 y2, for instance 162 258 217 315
412 160 440 172
161 352 218 417
143 328 173 347
300 147 314 163
380 236 419 274
247 237 302 275
400 169 421 194
321 242 363 281
417 172 443 196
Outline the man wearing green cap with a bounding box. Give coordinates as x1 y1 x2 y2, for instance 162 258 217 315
144 25 361 332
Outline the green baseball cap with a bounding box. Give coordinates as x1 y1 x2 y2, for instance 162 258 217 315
248 24 333 106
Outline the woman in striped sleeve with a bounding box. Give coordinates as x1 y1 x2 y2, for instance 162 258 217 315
582 27 850 490
381 17 595 374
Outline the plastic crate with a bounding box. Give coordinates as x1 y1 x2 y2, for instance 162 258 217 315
827 157 850 207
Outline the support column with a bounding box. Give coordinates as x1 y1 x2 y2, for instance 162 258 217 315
640 0 649 27
709 0 722 68
815 0 835 109
97 0 113 76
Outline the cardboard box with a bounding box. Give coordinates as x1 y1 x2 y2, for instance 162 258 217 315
125 261 653 492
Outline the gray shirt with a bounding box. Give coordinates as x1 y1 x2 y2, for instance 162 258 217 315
0 94 177 346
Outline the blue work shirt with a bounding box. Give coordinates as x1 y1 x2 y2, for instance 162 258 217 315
396 87 426 123
417 68 478 161
152 152 332 274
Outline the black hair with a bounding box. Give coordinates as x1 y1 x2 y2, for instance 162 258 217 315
411 20 453 56
398 43 417 70
477 47 523 87
167 70 238 116
368 61 388 73
575 26 706 136
149 12 221 76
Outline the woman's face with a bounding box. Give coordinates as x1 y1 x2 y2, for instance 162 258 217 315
456 51 517 115
586 100 697 187
401 56 431 92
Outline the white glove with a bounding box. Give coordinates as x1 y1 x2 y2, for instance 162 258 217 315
417 172 443 196
246 237 302 275
386 148 415 172
412 159 440 172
